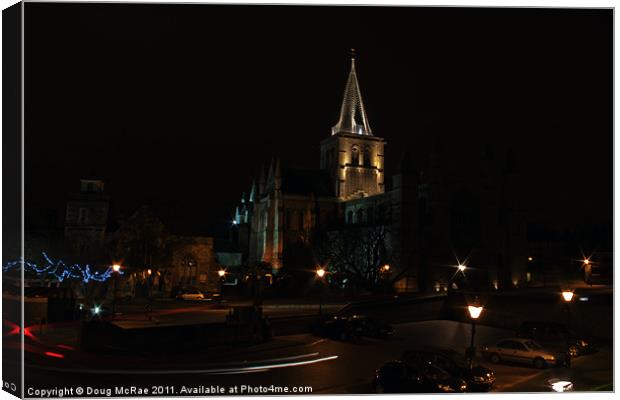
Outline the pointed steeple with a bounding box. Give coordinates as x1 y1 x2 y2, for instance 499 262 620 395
249 180 256 203
234 206 241 224
258 165 266 196
332 49 373 136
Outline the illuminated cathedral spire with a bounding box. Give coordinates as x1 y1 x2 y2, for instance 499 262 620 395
331 49 373 136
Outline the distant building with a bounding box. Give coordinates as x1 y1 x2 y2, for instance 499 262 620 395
107 206 220 295
64 178 110 258
237 55 528 292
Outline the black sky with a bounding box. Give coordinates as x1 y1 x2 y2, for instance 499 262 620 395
24 4 612 237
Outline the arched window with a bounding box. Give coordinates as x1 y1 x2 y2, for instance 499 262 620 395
351 145 360 166
356 208 364 224
363 146 371 167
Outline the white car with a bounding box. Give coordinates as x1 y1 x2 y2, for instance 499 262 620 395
481 338 568 369
176 289 205 301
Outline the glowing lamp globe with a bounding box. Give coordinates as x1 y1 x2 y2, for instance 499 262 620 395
112 264 121 273
562 291 574 302
458 264 466 272
218 269 226 277
467 305 483 319
316 268 326 278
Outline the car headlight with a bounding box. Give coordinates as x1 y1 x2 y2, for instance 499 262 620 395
473 376 485 382
437 384 455 393
544 355 555 361
580 340 588 347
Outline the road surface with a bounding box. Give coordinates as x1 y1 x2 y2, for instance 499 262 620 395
18 320 611 395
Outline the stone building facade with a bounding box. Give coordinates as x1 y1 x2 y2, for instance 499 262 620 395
64 178 110 257
165 235 219 293
232 55 527 292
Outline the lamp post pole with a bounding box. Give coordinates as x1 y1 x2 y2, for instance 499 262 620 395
218 269 226 294
561 290 574 329
469 320 476 369
316 268 326 315
467 303 483 370
112 264 121 315
561 290 574 364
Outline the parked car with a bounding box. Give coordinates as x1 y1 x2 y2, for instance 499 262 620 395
481 338 569 369
516 320 595 357
372 360 468 393
175 289 205 301
313 316 363 341
401 347 495 392
348 315 394 338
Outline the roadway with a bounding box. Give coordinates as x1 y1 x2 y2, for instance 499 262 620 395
20 320 612 395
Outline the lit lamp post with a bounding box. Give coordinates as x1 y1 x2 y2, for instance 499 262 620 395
561 290 574 329
458 264 466 273
218 268 226 293
561 290 574 363
146 268 152 296
111 264 121 315
466 302 484 370
381 264 390 292
316 267 326 315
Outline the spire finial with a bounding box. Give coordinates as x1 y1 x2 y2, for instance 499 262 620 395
350 48 356 62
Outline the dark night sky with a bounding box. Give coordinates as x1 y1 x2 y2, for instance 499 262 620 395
24 4 612 238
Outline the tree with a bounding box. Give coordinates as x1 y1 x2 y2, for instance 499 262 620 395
313 224 391 292
108 206 166 270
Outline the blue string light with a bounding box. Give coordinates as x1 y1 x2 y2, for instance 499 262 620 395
3 252 122 283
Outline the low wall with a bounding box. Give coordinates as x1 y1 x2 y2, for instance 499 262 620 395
441 290 613 343
81 319 269 354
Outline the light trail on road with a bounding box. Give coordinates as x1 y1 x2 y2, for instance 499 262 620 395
25 353 339 376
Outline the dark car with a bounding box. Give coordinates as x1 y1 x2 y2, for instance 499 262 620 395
516 320 595 357
402 347 495 392
313 316 363 341
372 360 468 393
348 315 394 338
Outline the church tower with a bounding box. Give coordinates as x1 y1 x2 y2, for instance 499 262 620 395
320 51 386 201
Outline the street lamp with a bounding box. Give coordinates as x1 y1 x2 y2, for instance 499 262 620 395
111 264 121 315
466 302 484 369
316 267 326 314
561 290 574 328
218 268 226 293
561 290 575 363
458 264 466 273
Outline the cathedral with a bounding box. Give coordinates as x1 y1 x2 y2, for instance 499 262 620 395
232 54 527 293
